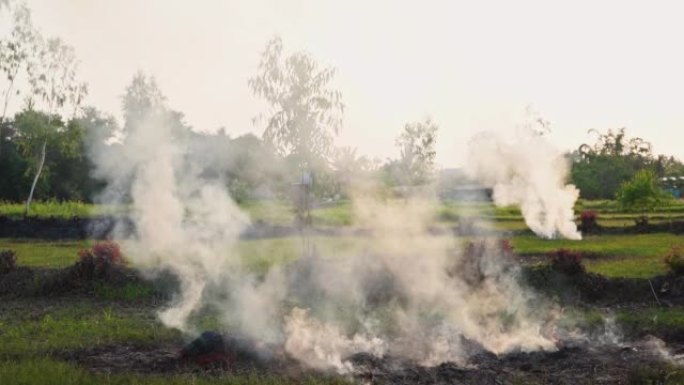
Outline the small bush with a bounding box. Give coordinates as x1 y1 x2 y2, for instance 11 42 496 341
549 249 585 275
499 239 514 255
664 246 684 275
580 210 598 233
634 215 649 231
0 249 17 274
74 241 125 281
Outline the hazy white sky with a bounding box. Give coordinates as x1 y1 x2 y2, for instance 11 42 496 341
5 0 684 167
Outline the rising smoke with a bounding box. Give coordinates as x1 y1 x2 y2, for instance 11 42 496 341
465 128 582 240
90 80 563 373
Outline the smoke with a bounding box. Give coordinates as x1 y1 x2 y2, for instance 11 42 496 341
90 87 561 373
465 128 581 240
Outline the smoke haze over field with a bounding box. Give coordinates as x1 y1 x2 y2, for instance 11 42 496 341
2 0 683 167
90 94 559 371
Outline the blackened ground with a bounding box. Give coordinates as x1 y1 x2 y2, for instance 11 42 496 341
58 337 684 384
346 338 684 385
4 214 684 240
61 342 308 379
523 266 684 307
61 344 180 374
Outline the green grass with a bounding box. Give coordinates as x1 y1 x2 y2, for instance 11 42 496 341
616 307 684 334
512 233 684 278
0 201 125 218
586 258 666 279
0 238 90 268
0 358 348 385
238 236 364 274
0 236 366 271
92 282 157 301
0 299 348 384
577 198 684 213
563 306 684 340
0 302 180 356
512 233 682 257
5 232 683 278
4 199 684 234
312 202 353 226
240 201 296 226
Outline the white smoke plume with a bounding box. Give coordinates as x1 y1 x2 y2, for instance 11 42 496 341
90 80 559 373
465 128 581 240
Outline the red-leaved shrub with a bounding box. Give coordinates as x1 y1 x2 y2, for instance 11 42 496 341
664 245 684 275
499 239 514 255
549 249 585 275
75 241 125 281
0 249 17 274
580 210 598 233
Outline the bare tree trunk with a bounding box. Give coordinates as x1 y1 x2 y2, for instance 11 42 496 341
25 138 46 216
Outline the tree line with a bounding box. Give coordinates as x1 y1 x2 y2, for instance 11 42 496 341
1 2 682 211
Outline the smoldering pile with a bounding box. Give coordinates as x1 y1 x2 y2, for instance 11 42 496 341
153 232 561 374
344 336 684 385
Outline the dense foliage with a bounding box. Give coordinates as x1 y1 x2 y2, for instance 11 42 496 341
571 128 684 200
1 3 682 208
616 170 671 213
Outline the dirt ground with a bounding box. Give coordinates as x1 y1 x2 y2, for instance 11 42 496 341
4 263 684 384
55 335 684 384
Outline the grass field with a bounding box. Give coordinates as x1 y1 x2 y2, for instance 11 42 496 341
0 299 346 385
3 202 684 384
0 239 91 268
513 233 684 278
4 199 684 230
0 359 344 385
3 232 682 279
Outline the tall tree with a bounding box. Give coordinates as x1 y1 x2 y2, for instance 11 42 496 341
248 37 344 171
394 118 438 186
0 3 39 153
24 37 87 215
121 72 165 127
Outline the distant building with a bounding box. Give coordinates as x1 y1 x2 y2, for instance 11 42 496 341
660 176 684 199
437 168 492 201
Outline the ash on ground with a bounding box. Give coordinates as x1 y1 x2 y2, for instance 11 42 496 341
61 333 684 384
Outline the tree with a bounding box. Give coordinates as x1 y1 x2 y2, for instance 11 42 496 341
248 37 343 171
393 118 438 186
23 37 87 215
13 109 84 198
654 155 684 177
330 146 376 197
122 72 165 127
0 3 39 154
615 169 670 214
571 128 655 199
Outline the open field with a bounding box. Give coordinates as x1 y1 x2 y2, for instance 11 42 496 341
3 200 684 384
0 301 345 385
4 199 684 228
4 231 682 278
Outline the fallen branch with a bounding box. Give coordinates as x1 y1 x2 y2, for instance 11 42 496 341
648 279 662 307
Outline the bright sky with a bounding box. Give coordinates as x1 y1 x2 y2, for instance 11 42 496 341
4 0 684 167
